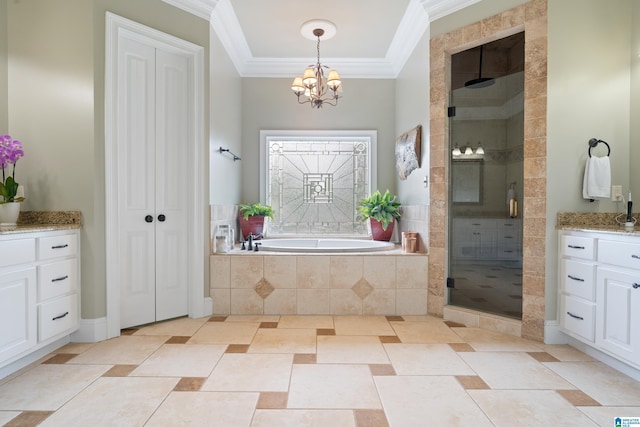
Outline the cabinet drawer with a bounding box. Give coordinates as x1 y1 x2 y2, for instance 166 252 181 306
0 238 36 268
561 295 595 342
38 234 77 261
597 240 640 270
38 294 77 342
561 235 595 260
38 259 77 301
562 259 596 301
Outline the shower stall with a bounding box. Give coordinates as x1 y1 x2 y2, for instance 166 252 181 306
447 33 525 319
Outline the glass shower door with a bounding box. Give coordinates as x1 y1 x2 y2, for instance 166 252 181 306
447 38 524 319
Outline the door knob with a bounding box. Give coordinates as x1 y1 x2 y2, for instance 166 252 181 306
158 214 166 222
145 215 153 223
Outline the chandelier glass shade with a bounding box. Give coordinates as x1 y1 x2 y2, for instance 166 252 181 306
291 27 342 108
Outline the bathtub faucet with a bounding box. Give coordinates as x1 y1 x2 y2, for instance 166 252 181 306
246 232 263 251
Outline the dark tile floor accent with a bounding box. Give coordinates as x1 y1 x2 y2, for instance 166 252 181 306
102 365 137 377
257 392 289 409
369 364 396 376
385 316 404 322
5 411 53 427
208 316 228 322
379 336 402 344
317 328 336 335
456 375 490 390
42 353 77 364
260 322 279 328
449 343 475 352
293 354 317 364
444 320 466 328
166 336 190 344
556 389 601 407
173 377 206 392
527 351 561 363
354 409 390 427
225 344 249 353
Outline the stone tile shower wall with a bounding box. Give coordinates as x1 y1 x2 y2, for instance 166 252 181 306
429 0 547 341
210 254 428 316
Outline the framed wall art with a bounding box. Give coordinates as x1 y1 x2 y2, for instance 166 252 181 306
395 125 421 180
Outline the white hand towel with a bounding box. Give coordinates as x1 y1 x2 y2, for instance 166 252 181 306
582 156 611 199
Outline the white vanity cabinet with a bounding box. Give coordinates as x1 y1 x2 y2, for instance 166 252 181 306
0 229 80 371
558 230 640 369
453 218 521 261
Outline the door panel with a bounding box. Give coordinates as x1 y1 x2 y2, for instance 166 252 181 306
154 49 190 321
118 37 157 329
117 38 191 328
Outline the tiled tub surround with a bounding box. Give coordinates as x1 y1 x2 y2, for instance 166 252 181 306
210 253 429 316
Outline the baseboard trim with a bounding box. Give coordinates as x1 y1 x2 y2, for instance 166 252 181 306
543 320 567 344
71 317 108 343
203 297 213 317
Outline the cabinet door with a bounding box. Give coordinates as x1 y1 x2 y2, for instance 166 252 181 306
596 267 640 365
0 268 36 363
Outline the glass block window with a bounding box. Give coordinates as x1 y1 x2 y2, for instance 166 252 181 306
261 131 376 237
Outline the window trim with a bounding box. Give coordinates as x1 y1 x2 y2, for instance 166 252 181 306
259 130 377 204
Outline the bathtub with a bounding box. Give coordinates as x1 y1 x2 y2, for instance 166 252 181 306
257 238 395 253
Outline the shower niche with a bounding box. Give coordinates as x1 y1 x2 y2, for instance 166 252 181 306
447 32 525 319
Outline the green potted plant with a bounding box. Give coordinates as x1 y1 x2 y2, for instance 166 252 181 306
357 190 401 241
238 203 274 240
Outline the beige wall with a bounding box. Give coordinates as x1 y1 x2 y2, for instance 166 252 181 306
0 0 7 132
6 0 210 319
396 31 430 205
546 0 633 319
209 30 242 205
631 5 640 196
239 78 397 203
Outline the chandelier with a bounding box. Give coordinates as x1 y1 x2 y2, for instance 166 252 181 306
291 21 342 108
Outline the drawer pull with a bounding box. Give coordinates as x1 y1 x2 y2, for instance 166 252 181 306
568 245 585 250
567 311 584 321
632 255 640 260
52 311 69 321
52 244 69 249
504 236 513 239
633 283 640 289
472 223 481 226
51 275 69 283
567 275 584 282
504 223 513 226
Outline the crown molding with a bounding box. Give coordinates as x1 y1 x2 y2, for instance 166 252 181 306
168 0 478 78
161 0 217 20
422 0 482 21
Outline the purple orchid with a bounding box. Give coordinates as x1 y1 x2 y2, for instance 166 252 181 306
0 135 25 203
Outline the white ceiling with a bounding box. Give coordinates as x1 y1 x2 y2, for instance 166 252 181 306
162 0 481 78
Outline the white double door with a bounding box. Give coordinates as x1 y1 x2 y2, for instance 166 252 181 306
117 36 190 329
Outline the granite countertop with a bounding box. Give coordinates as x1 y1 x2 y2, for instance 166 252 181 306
0 211 82 235
556 212 639 235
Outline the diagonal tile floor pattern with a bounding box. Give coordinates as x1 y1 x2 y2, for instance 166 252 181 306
1 315 639 426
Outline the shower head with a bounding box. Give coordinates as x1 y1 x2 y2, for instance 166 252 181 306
464 45 495 89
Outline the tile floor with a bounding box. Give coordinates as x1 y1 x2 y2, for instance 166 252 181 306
1 315 639 426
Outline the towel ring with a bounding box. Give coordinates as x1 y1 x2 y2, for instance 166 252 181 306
588 138 610 157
